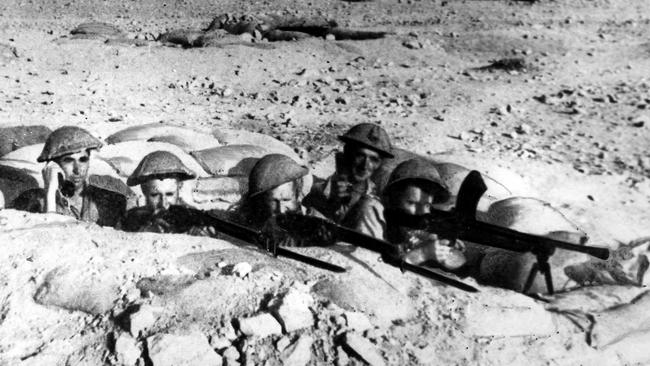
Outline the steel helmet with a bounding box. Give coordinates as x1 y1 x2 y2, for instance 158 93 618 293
248 154 308 198
339 123 394 158
37 126 103 162
385 158 450 203
127 150 196 186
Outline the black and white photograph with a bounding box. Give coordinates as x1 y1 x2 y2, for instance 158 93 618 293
0 0 648 364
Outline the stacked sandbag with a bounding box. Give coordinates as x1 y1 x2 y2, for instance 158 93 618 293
104 125 306 211
212 128 300 161
0 125 51 157
106 123 221 152
476 197 591 294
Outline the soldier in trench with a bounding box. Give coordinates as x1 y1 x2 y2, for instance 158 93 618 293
304 123 394 224
13 126 135 227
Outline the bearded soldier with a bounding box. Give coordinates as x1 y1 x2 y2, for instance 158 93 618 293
305 123 393 223
344 158 467 271
121 150 215 236
14 126 135 227
233 153 333 247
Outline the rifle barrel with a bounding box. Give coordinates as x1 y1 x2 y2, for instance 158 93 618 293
463 221 610 260
205 212 347 273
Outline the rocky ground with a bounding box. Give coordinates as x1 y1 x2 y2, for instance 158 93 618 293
0 0 649 365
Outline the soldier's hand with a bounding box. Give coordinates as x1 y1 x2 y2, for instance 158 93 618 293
42 161 63 193
332 176 352 201
404 234 466 270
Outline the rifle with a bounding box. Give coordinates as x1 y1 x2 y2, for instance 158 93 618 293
274 213 480 293
387 171 610 294
163 206 346 273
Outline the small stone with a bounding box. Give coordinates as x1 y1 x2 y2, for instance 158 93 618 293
282 334 313 366
325 34 336 41
209 335 231 351
222 88 234 98
344 332 385 366
276 336 291 352
516 123 532 134
402 40 422 49
232 262 252 278
272 287 314 332
344 312 373 332
630 117 646 128
459 131 471 141
114 333 141 366
147 332 222 366
240 33 253 42
335 96 348 105
129 305 157 338
223 346 240 361
238 313 282 338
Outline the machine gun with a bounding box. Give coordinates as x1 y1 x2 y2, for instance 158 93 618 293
387 170 611 294
161 205 346 273
274 214 480 293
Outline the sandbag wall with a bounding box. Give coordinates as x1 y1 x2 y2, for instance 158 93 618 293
0 123 307 211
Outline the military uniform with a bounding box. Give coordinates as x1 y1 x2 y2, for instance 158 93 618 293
305 123 393 223
14 175 136 227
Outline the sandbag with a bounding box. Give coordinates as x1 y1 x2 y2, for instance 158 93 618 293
98 141 209 178
476 197 589 294
0 125 51 157
190 144 271 176
212 129 299 161
0 165 40 207
179 176 246 211
106 123 220 152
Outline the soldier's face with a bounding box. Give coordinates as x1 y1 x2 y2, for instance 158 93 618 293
56 150 90 190
261 181 300 218
142 178 180 215
393 185 434 216
348 146 381 183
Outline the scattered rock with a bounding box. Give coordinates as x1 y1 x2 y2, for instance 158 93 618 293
114 333 141 366
147 332 222 366
343 332 386 366
129 305 158 338
344 311 373 332
238 313 283 338
516 124 532 134
272 287 315 332
281 334 313 366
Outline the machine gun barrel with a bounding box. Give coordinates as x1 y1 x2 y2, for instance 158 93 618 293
422 209 610 260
